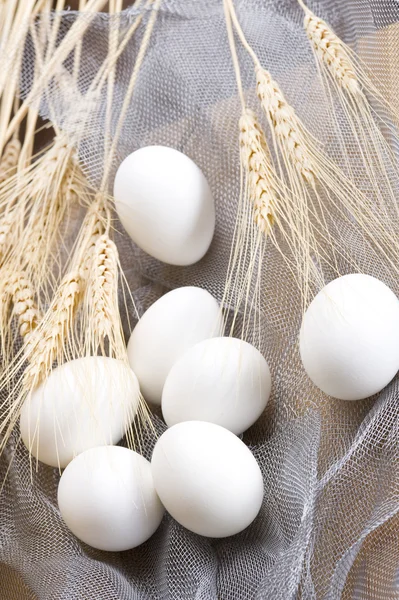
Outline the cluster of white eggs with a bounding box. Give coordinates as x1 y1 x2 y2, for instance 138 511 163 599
19 146 399 552
21 286 270 551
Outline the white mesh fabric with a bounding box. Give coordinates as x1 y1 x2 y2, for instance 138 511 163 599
2 1 399 598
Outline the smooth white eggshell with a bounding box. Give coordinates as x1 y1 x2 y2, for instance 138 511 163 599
128 286 222 405
162 337 271 434
151 421 264 538
300 274 399 400
20 357 140 468
114 146 215 266
58 446 164 551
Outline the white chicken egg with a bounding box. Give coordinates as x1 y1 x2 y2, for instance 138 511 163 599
300 273 399 400
20 356 140 468
58 446 164 551
151 421 264 538
113 146 215 266
128 286 222 405
162 337 271 434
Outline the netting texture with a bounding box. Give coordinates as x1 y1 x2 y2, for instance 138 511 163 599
2 0 399 598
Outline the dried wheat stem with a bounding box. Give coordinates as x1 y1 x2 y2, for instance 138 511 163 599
223 0 245 110
5 0 108 144
239 109 275 234
24 271 83 388
225 0 316 185
256 67 316 185
0 138 21 184
301 5 360 96
101 0 161 191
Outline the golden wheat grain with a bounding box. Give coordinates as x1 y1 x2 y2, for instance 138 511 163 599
0 269 41 369
239 109 276 234
7 271 42 341
0 211 15 263
5 140 86 298
301 8 360 96
0 138 21 184
90 235 118 336
24 271 82 388
76 198 109 278
84 233 126 358
256 67 316 185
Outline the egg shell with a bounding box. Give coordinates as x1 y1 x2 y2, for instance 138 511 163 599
58 446 164 551
151 421 264 538
162 336 271 434
300 274 399 400
20 357 140 468
128 286 222 405
113 146 215 266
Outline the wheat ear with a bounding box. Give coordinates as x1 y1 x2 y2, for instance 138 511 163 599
7 271 42 341
302 8 360 95
297 0 399 260
257 59 399 281
16 196 107 396
0 210 17 265
82 233 126 359
0 137 86 303
238 110 314 272
0 268 83 459
255 67 316 186
222 0 323 333
0 138 21 184
24 271 83 389
239 109 276 234
0 269 42 370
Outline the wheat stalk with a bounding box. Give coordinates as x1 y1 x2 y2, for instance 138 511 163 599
223 0 399 335
0 143 85 364
0 1 161 465
3 0 109 146
296 0 399 268
0 136 87 302
222 0 324 334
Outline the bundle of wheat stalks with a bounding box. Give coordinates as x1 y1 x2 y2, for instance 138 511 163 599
222 0 399 339
0 0 161 461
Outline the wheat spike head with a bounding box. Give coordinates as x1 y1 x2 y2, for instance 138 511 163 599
304 10 360 96
255 66 316 186
0 269 42 375
0 138 21 185
239 109 276 234
91 235 118 336
6 271 42 341
0 211 16 265
0 135 86 300
85 233 126 359
24 271 82 390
